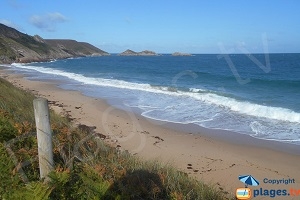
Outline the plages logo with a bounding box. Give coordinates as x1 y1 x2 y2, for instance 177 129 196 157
236 174 300 199
236 175 259 200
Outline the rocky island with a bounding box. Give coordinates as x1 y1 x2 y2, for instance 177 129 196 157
138 50 157 56
172 52 192 56
119 49 139 56
0 23 109 64
119 49 158 56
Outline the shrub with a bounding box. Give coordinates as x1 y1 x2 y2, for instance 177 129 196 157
0 116 17 142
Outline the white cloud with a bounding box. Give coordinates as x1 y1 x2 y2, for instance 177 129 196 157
29 12 67 32
47 12 67 23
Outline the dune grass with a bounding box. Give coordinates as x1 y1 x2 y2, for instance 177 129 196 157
0 77 233 199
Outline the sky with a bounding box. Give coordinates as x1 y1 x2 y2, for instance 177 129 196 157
0 0 300 53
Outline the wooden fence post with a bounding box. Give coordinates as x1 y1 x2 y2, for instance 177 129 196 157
33 98 54 180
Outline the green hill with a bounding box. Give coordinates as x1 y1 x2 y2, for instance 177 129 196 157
0 23 109 64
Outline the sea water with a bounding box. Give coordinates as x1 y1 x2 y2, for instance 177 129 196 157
7 54 300 145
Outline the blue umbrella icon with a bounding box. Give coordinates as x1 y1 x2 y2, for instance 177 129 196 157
239 175 259 187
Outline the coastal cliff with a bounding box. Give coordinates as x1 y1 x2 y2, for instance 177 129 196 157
0 23 109 64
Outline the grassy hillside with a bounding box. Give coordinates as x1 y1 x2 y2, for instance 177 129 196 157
0 24 52 62
45 39 109 56
0 23 109 64
0 37 17 61
0 77 232 199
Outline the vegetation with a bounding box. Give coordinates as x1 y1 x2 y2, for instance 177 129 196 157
16 35 51 55
0 23 109 64
0 77 232 199
0 23 51 57
0 37 17 61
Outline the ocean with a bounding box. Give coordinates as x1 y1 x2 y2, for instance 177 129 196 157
7 54 300 145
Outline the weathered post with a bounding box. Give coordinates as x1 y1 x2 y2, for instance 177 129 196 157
33 98 54 180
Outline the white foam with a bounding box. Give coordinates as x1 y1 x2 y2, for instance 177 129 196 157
11 63 177 95
250 121 300 142
11 63 300 123
189 87 206 93
185 91 300 123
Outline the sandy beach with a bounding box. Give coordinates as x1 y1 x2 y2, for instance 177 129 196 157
1 68 299 198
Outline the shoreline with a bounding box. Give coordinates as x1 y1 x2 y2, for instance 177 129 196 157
162 122 300 156
1 67 299 196
86 83 300 156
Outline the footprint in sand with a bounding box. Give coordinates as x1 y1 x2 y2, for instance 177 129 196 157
186 164 200 173
152 136 164 146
